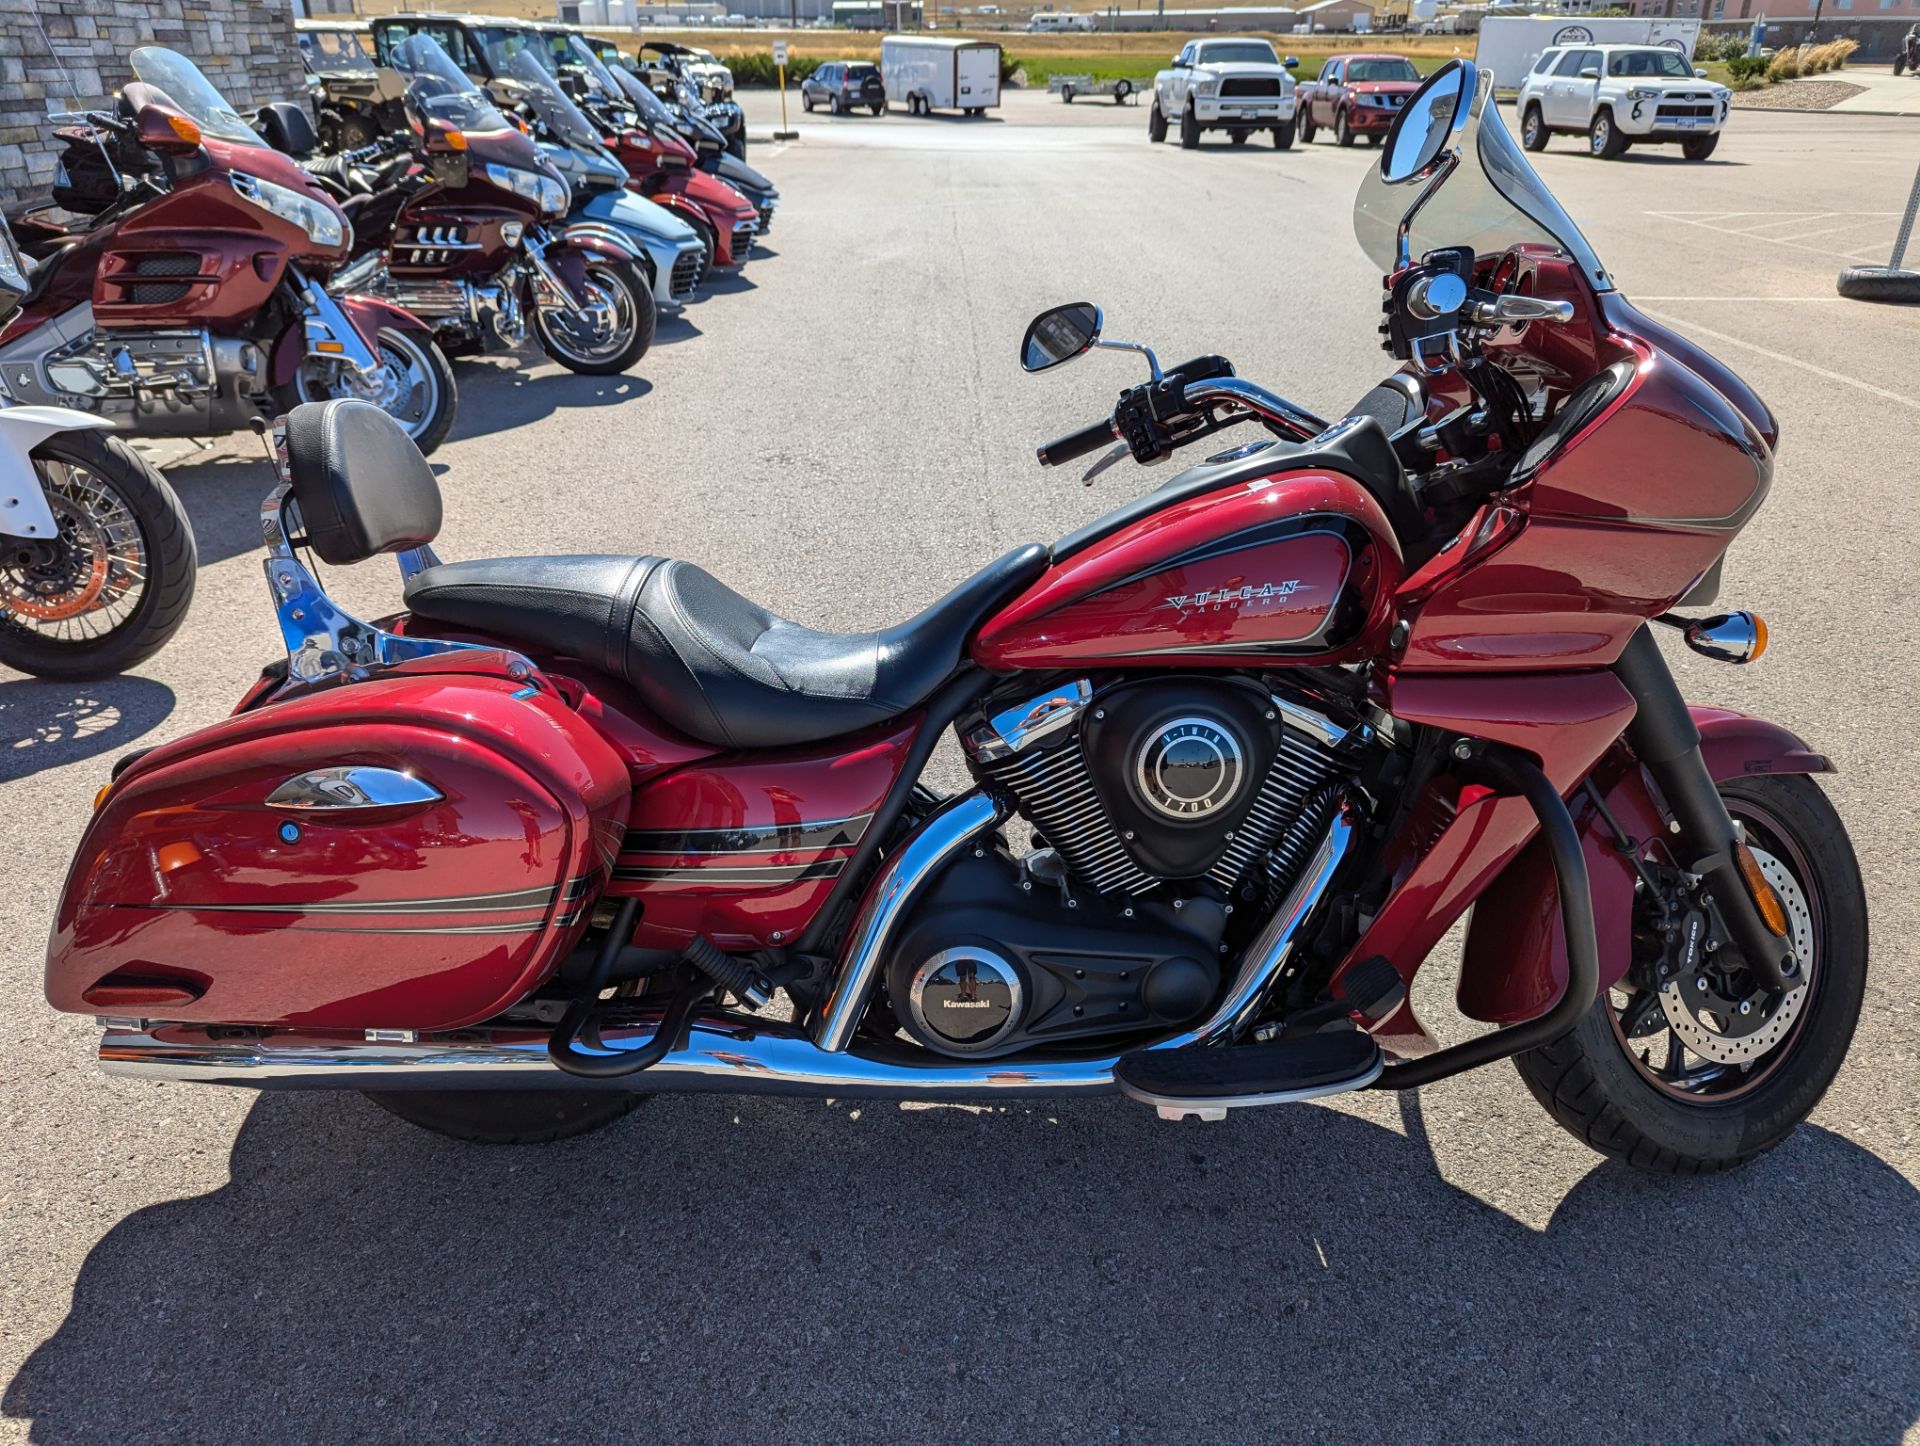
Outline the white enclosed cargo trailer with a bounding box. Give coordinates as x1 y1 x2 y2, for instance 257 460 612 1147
882 35 1003 115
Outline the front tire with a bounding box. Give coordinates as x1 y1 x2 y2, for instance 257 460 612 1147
1274 117 1295 149
802 92 815 112
366 1090 646 1145
1180 103 1200 149
1590 108 1628 159
1682 133 1720 161
1300 107 1317 143
1522 103 1548 152
1515 775 1868 1174
272 325 457 457
533 257 656 376
1336 108 1356 146
0 429 196 679
1148 99 1168 142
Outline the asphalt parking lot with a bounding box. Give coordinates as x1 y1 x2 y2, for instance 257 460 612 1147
3 91 1917 1442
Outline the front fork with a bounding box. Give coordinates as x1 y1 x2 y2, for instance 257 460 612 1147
1612 626 1799 994
290 267 382 376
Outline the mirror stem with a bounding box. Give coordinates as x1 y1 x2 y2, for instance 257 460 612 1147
1393 151 1459 271
1093 338 1163 381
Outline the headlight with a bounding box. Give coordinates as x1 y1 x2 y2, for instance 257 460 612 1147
484 163 571 218
1192 75 1219 96
231 171 344 249
1627 86 1660 100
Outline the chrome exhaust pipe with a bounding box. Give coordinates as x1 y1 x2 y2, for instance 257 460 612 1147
98 1016 1124 1098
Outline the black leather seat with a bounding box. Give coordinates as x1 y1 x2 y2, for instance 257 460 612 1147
404 547 1050 749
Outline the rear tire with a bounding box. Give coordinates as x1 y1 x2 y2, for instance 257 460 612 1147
1590 108 1628 159
366 1090 646 1145
1836 265 1920 303
869 103 883 117
1148 99 1168 142
1514 775 1867 1174
1682 133 1720 161
1274 117 1295 149
1063 85 1076 103
1180 103 1200 149
0 429 195 679
1522 103 1548 152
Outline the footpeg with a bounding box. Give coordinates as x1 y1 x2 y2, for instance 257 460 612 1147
1115 1030 1384 1114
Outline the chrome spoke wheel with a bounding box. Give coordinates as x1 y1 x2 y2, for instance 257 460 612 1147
0 460 149 645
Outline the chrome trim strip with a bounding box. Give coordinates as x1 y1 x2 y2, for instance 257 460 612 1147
129 884 559 916
811 788 1013 1053
266 765 444 812
621 812 872 857
611 859 846 885
1271 694 1350 750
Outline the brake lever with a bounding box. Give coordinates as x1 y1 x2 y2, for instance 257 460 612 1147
1079 441 1132 486
1468 295 1576 327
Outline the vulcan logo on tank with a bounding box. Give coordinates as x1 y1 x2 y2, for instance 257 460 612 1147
1161 580 1309 614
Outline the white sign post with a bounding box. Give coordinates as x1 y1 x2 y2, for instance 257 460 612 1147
773 40 796 139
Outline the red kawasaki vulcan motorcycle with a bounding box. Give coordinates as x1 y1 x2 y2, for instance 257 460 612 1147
46 63 1867 1169
4 48 456 455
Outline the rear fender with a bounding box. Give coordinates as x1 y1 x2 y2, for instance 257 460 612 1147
0 405 112 540
1456 708 1832 1026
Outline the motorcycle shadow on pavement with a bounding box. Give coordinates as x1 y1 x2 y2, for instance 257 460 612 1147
0 676 174 782
443 361 656 444
153 455 284 568
5 1087 1916 1440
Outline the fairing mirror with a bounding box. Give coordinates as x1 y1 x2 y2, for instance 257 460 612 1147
134 100 204 155
1021 303 1103 372
1381 59 1471 185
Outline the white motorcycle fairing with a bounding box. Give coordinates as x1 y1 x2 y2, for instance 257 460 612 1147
0 404 113 541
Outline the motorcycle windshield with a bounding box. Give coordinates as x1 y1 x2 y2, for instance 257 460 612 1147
389 34 513 136
128 47 267 147
506 48 605 153
1351 64 1610 292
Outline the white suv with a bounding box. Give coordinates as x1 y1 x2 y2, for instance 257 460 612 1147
1516 44 1730 161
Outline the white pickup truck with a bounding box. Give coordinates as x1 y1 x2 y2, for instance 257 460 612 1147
1149 37 1301 150
1516 43 1731 161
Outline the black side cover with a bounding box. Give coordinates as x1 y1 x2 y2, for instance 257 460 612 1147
285 399 442 566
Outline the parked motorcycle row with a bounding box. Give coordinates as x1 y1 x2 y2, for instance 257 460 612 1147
0 19 778 679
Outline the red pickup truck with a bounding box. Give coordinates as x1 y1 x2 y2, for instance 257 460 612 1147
1296 53 1423 147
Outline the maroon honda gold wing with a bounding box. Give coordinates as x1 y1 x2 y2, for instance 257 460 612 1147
47 62 1866 1173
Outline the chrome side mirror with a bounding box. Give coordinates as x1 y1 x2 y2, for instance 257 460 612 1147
1021 302 1103 372
1381 58 1472 185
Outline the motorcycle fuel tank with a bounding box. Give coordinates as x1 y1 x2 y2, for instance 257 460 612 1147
973 469 1401 670
46 666 629 1032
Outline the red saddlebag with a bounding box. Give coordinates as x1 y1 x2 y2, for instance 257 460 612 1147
46 660 629 1032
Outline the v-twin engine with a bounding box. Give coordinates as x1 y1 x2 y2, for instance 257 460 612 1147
0 305 263 435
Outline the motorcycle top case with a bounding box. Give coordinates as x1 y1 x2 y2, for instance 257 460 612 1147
46 659 630 1032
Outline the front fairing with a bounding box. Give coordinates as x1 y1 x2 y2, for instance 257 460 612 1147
713 152 774 202
579 185 698 246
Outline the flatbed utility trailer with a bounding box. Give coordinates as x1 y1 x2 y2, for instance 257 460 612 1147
1046 73 1138 104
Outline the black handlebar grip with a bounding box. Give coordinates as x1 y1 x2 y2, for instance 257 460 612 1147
1036 417 1117 468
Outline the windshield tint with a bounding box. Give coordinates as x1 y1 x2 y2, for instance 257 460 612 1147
300 29 376 73
1352 62 1609 290
471 26 540 73
128 47 265 146
847 63 880 79
389 34 512 134
1609 49 1692 77
1196 41 1278 65
506 47 604 151
1348 58 1420 83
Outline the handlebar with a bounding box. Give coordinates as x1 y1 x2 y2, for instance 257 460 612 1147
1036 417 1117 468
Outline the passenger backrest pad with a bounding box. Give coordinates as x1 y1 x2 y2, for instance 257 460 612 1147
284 399 442 566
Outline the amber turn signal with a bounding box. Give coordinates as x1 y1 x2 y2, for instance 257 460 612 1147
1734 840 1791 937
167 114 203 146
1682 610 1768 665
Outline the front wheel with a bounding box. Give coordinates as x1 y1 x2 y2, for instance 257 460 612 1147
1515 775 1868 1174
803 92 815 112
1274 117 1295 150
1336 109 1356 146
533 257 656 376
1590 108 1629 159
0 429 196 679
366 1090 646 1145
1300 107 1317 143
1522 103 1548 152
1682 132 1720 161
272 325 457 457
1147 99 1168 142
1179 104 1200 149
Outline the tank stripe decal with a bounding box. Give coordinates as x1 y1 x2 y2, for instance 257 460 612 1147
620 813 872 857
610 859 847 885
115 881 583 917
